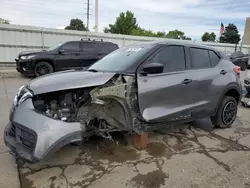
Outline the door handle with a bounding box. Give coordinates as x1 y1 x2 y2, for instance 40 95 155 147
220 70 227 75
181 79 192 85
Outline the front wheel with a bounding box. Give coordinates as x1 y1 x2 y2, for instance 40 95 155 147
34 62 54 77
211 96 238 128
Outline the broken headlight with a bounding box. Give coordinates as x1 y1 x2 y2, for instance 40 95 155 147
13 85 33 107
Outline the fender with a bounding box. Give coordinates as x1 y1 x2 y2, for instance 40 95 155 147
213 83 242 116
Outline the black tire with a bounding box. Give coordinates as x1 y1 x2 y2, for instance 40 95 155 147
211 96 237 128
34 61 54 77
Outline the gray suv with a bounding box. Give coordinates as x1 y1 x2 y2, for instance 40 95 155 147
4 40 242 163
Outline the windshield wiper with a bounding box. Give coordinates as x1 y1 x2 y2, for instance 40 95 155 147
87 69 98 72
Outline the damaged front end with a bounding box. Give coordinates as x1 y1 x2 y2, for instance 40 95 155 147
4 74 145 162
32 74 141 140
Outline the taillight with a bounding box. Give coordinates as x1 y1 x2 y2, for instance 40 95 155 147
233 66 241 75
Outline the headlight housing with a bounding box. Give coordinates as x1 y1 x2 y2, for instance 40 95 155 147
20 55 36 60
13 85 33 107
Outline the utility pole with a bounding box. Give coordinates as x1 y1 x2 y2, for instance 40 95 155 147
95 0 99 32
86 0 90 30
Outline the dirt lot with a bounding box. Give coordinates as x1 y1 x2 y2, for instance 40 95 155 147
1 72 250 188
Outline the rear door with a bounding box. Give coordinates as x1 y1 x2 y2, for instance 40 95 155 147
54 41 81 70
184 47 222 117
78 42 99 68
137 45 195 123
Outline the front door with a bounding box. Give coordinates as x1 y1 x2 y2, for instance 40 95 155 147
54 41 81 70
137 45 195 123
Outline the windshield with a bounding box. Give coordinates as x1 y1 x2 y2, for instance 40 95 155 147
88 43 155 72
47 42 65 51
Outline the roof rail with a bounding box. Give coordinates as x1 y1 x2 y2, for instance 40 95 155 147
80 38 104 42
81 38 91 41
92 38 103 42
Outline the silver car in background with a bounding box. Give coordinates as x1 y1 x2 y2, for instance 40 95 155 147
4 40 242 163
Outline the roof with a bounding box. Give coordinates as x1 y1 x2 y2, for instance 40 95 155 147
139 39 218 51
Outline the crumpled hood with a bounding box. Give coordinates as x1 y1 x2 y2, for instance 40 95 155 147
27 70 115 95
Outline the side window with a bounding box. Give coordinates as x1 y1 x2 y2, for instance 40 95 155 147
61 42 80 52
81 42 96 52
209 50 220 66
149 45 186 73
190 48 211 69
101 44 118 54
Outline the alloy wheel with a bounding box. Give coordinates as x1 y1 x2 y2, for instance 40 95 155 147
222 101 237 125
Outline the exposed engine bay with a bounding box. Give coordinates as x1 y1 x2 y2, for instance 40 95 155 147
32 75 140 139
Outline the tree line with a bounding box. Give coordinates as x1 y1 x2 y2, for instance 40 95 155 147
0 11 241 44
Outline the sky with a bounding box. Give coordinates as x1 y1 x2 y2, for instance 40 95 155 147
0 0 249 40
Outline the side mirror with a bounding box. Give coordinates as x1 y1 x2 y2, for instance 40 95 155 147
142 63 164 75
58 49 65 54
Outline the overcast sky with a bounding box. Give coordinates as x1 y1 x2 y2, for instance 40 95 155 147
0 0 249 40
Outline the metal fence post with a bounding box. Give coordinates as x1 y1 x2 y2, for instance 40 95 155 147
41 29 44 50
122 37 125 47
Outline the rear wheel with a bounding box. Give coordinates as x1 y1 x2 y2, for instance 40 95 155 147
211 96 237 128
34 62 54 77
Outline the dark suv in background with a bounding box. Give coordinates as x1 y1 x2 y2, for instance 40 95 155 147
224 51 249 70
15 38 119 77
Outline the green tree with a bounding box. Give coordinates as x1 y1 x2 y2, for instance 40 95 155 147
182 36 192 40
202 32 210 41
104 11 138 35
155 31 166 37
0 18 10 24
202 32 216 42
219 24 240 44
210 32 216 42
131 27 156 37
65 18 88 31
166 29 191 40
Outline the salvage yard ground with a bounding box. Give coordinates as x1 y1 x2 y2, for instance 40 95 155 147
1 71 250 188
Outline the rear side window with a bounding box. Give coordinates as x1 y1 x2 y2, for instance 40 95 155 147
149 45 186 73
100 43 118 54
209 51 220 66
190 48 211 69
61 42 80 52
81 42 96 52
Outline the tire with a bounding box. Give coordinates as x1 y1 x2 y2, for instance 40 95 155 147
211 96 238 128
34 61 54 77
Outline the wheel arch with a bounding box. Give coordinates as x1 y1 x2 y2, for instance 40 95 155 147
214 86 241 115
35 59 55 71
